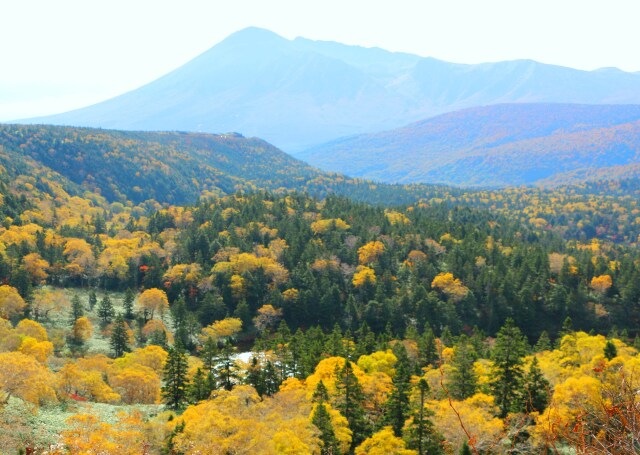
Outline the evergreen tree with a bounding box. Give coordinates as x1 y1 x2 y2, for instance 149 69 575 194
523 357 550 413
534 330 551 352
335 359 369 448
448 336 478 400
188 367 215 403
604 340 618 360
418 326 438 368
123 288 135 320
383 344 412 436
459 441 472 455
97 294 115 326
88 289 98 311
163 345 190 409
110 314 130 358
312 381 340 455
212 339 240 391
491 318 528 417
68 294 84 325
405 379 444 455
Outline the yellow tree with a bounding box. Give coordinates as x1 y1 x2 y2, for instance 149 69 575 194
358 241 385 265
0 351 55 405
431 272 469 302
0 285 26 319
137 288 169 320
355 427 417 455
22 253 49 284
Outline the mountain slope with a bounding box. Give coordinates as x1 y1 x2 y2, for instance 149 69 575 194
299 103 640 187
20 28 640 151
0 124 464 207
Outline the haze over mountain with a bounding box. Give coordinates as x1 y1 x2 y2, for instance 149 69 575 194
299 103 640 187
19 27 640 152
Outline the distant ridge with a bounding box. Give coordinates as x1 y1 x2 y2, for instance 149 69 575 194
19 27 640 151
299 103 640 187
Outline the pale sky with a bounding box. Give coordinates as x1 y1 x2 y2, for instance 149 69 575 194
1 0 639 121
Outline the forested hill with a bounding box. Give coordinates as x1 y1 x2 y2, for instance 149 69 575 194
0 124 458 206
300 103 640 187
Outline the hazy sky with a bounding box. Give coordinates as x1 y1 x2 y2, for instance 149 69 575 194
2 0 639 120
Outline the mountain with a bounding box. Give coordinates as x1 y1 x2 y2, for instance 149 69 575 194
19 27 640 152
299 103 640 187
0 124 462 207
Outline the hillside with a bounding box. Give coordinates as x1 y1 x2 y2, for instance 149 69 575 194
20 28 640 151
299 103 640 187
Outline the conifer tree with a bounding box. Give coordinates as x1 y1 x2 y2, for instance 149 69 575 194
491 318 528 417
459 441 472 455
335 359 369 448
534 330 551 352
604 340 618 360
188 367 214 403
383 344 412 436
448 336 478 400
123 288 135 320
68 294 84 325
88 289 98 310
312 381 340 455
97 294 115 326
213 339 240 391
405 379 444 455
523 357 550 413
163 345 190 409
110 314 130 358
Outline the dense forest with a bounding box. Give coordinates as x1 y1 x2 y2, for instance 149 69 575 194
1 125 640 453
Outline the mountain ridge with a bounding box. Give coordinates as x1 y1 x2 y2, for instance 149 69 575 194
18 27 640 151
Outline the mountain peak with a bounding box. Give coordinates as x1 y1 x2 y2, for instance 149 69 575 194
222 27 287 45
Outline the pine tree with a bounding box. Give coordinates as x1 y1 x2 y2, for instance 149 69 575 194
384 344 412 436
312 402 340 455
163 345 190 409
418 326 438 368
110 314 130 358
534 330 551 352
212 339 240 391
448 336 478 400
68 294 84 325
491 318 528 417
312 381 340 455
335 359 369 449
523 357 550 413
123 288 135 320
188 367 215 403
88 289 98 311
604 340 618 360
459 441 472 455
405 379 444 455
98 294 115 326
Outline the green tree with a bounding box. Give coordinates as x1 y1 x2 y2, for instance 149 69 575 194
312 381 340 455
383 344 412 436
604 340 618 361
68 294 84 325
188 367 215 403
123 288 135 320
523 357 550 413
448 336 478 400
491 318 528 417
163 345 190 409
97 294 115 326
110 314 130 358
335 359 369 449
405 379 444 455
88 289 98 311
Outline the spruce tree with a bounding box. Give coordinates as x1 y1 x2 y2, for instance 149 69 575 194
163 345 190 409
534 330 551 352
88 289 98 311
188 367 214 403
97 294 115 326
523 357 550 413
68 294 84 325
212 339 240 391
335 359 369 449
604 340 618 360
110 314 130 358
405 379 444 455
123 288 135 320
312 381 339 455
448 336 478 400
491 318 528 417
384 344 412 436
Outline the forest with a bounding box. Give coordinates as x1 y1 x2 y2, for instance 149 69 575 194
0 126 640 453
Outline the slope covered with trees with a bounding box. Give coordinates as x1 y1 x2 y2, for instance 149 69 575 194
300 103 640 187
0 125 639 453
